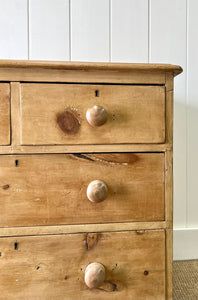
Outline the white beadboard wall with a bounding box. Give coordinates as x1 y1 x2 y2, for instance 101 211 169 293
0 0 197 260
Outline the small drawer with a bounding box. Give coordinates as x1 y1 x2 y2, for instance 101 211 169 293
0 230 165 300
0 83 10 145
20 83 165 145
0 153 164 227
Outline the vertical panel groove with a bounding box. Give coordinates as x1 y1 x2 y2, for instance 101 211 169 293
29 0 70 61
71 0 109 62
69 0 71 61
186 0 188 227
148 0 150 63
111 0 148 63
150 0 187 229
27 0 30 60
109 0 111 62
0 0 28 59
185 0 198 228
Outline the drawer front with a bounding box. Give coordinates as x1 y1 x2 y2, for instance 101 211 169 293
0 230 165 300
20 84 165 145
0 84 10 145
0 153 164 227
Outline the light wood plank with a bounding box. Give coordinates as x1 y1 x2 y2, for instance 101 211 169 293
0 221 166 237
0 60 182 75
150 0 187 229
0 83 10 145
0 230 165 300
165 150 173 228
71 0 109 61
111 0 148 62
0 68 166 84
20 84 165 145
0 144 171 155
0 0 28 59
186 0 198 228
166 229 173 300
0 153 165 227
10 83 20 147
29 0 69 60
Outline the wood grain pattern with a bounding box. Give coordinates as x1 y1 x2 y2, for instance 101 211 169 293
0 68 166 84
0 144 171 155
166 229 173 300
0 60 183 75
0 61 179 299
20 84 165 145
0 230 165 300
0 153 165 227
10 82 20 147
0 221 166 237
165 73 174 299
0 83 10 145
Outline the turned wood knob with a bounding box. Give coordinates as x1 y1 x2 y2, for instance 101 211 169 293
87 180 108 203
85 262 106 289
86 105 108 127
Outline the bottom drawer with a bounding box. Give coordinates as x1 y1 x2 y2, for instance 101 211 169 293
0 230 165 300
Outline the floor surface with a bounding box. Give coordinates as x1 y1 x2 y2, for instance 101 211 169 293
173 260 198 300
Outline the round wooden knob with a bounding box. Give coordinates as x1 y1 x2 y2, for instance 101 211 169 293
87 180 108 203
84 262 106 289
86 105 107 127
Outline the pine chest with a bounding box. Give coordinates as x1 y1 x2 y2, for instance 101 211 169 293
0 60 182 300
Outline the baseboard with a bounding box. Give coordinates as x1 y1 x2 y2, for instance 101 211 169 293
173 228 198 260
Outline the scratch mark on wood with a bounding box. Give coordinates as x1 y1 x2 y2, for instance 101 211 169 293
136 230 145 235
98 280 117 292
91 156 128 166
73 153 94 161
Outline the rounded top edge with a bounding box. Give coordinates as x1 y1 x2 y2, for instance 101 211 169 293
0 59 183 77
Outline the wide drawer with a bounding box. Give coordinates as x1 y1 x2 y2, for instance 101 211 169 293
0 230 165 300
20 83 165 145
0 83 10 145
0 153 165 227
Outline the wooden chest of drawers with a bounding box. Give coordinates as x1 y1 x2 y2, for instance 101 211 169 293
0 60 182 300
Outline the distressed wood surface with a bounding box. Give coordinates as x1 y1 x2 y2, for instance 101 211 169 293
0 83 10 145
166 229 173 300
0 221 166 237
0 61 178 299
20 84 165 145
0 230 165 300
0 153 165 227
0 60 182 75
0 68 167 85
10 82 20 147
0 143 171 155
